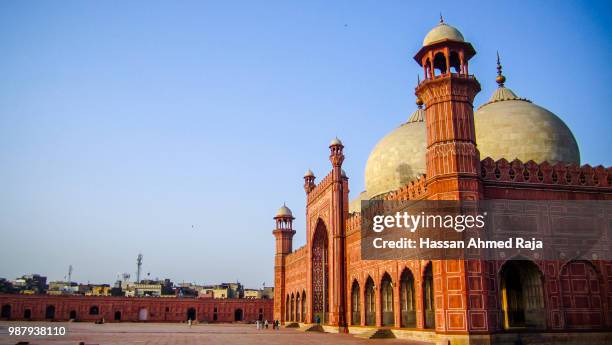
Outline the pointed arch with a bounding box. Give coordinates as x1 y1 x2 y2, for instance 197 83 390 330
365 276 375 326
423 262 435 329
350 279 361 325
560 260 604 329
295 292 302 322
400 267 416 328
380 272 394 326
301 290 306 322
290 293 295 321
285 294 290 321
311 219 329 324
499 260 545 329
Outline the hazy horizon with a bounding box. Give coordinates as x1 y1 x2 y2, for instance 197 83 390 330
1 0 611 289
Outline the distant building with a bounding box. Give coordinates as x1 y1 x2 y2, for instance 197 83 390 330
243 289 261 299
12 275 46 294
125 283 162 297
85 285 111 296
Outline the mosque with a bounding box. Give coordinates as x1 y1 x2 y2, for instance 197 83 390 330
272 19 612 344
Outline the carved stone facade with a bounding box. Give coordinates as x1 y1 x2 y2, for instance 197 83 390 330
273 21 612 344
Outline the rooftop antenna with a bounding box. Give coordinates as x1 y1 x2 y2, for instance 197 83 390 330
136 253 143 283
67 265 73 284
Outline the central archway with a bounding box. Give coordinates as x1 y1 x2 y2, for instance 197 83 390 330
500 260 545 329
311 220 329 324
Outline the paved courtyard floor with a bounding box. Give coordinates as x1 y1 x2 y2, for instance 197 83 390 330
0 322 428 345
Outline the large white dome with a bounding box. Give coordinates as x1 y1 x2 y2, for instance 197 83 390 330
364 108 426 198
474 87 580 165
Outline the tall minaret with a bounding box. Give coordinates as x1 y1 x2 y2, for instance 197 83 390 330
272 204 295 324
414 19 482 200
329 138 348 332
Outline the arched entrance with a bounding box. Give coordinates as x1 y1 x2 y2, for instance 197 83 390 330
89 306 99 315
45 305 56 320
301 291 306 322
500 260 545 329
114 311 121 321
285 295 290 321
365 276 375 326
69 310 77 320
351 280 361 325
187 307 196 321
290 293 295 321
400 268 416 328
423 263 435 329
311 220 329 324
234 308 243 322
1 304 11 319
138 308 148 321
381 273 394 326
296 293 301 322
560 260 603 329
24 309 31 319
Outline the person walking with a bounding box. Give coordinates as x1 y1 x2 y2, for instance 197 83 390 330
264 319 269 329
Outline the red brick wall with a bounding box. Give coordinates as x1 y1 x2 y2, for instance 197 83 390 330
0 295 273 323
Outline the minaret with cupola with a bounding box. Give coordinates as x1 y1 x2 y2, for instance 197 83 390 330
414 17 483 200
328 137 349 332
272 204 295 323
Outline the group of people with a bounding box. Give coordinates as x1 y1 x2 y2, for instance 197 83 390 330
255 319 280 330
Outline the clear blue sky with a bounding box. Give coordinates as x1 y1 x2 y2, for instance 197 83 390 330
1 1 610 288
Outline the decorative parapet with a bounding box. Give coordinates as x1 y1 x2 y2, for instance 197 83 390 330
480 157 612 188
306 171 333 204
384 175 428 200
346 212 361 235
285 245 307 265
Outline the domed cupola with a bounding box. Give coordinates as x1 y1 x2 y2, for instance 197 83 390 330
364 98 427 198
423 15 465 46
474 53 580 165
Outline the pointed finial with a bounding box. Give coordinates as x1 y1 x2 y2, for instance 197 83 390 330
439 13 444 24
417 74 421 84
496 51 506 87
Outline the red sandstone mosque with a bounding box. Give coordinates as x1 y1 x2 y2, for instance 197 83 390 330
272 19 612 344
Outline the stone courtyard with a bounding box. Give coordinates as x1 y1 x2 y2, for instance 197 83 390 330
0 322 427 345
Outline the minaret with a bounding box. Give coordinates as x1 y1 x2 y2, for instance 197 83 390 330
272 204 295 323
414 20 482 200
303 169 315 193
328 137 348 332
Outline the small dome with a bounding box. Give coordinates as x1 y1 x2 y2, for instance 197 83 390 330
349 191 368 214
304 169 314 177
475 87 580 165
365 111 427 198
423 22 465 46
330 137 343 146
275 204 293 218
